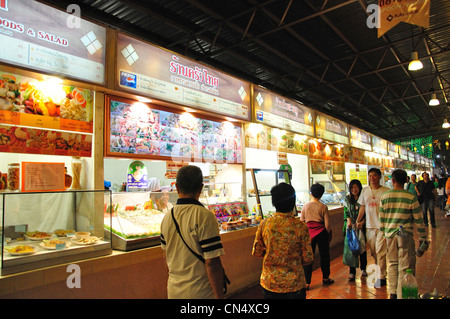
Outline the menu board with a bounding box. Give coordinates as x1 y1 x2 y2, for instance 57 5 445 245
350 127 371 151
105 96 242 163
0 0 106 84
253 86 314 136
0 69 94 133
400 146 408 160
388 142 399 158
244 123 308 155
116 33 250 121
315 112 349 145
372 136 388 155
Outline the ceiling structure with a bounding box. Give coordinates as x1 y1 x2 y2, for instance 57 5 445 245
41 0 450 146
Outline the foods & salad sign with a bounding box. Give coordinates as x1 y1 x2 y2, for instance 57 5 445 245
0 0 106 84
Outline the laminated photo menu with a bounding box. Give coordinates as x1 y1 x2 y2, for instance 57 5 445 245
106 97 243 163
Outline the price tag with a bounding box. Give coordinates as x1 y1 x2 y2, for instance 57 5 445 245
55 243 66 250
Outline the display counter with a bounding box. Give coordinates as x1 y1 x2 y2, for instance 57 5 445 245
0 207 345 299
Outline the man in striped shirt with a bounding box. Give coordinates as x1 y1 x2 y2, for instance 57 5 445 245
379 169 427 299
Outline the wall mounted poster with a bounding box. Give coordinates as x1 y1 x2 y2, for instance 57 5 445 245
105 96 243 163
0 0 106 84
0 69 94 133
116 33 250 121
127 161 148 191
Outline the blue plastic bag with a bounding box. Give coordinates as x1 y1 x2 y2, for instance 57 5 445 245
347 228 360 254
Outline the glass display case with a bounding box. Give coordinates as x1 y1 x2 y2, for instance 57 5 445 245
314 180 346 209
246 168 297 218
310 159 346 210
1 190 112 276
199 181 249 231
105 190 178 251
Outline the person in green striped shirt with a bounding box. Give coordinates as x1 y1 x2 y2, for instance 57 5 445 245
379 169 428 299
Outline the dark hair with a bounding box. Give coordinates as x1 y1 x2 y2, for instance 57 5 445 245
310 183 325 199
348 179 363 204
176 165 203 195
392 169 407 185
271 182 296 213
368 167 382 176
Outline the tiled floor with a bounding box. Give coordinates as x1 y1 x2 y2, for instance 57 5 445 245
230 209 449 299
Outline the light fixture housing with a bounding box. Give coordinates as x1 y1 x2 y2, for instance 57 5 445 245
429 93 439 106
442 119 450 128
408 52 423 71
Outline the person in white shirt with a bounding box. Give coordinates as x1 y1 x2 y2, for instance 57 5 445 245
356 168 390 287
160 165 226 299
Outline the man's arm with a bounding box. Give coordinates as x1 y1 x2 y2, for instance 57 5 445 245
356 204 365 229
205 257 225 299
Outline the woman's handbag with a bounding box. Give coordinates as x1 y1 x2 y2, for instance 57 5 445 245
171 208 231 294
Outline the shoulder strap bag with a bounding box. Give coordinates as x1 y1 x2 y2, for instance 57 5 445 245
171 208 230 294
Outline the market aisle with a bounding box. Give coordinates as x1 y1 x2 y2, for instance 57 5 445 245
229 209 449 299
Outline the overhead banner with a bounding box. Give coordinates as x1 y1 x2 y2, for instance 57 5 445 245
0 0 106 84
252 86 314 136
378 0 430 37
315 112 349 145
116 33 251 121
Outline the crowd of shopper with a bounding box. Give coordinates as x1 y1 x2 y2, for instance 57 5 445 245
161 165 441 299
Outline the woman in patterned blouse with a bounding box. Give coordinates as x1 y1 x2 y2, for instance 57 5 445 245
252 183 313 299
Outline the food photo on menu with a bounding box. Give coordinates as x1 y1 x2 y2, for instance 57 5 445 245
108 99 242 163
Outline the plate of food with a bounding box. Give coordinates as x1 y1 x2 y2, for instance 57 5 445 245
5 245 37 256
53 229 76 237
25 231 52 241
40 239 71 250
70 236 101 245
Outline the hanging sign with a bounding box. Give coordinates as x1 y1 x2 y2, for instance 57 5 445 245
377 0 430 37
0 0 106 84
116 33 250 121
315 112 349 145
253 86 314 136
350 127 371 151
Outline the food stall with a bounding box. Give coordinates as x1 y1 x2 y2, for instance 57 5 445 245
344 126 372 187
0 0 111 277
245 85 313 216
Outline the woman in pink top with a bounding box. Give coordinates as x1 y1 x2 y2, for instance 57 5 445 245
301 183 334 289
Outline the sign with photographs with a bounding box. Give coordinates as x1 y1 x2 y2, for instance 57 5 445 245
105 96 243 163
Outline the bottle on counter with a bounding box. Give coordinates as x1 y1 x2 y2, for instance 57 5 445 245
7 163 20 191
401 269 418 299
70 157 82 190
65 167 72 190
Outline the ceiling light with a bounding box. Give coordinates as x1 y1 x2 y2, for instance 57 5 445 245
429 93 439 106
408 52 423 71
442 119 450 128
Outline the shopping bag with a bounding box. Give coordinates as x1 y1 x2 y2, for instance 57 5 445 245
355 228 366 255
343 231 359 268
347 228 360 254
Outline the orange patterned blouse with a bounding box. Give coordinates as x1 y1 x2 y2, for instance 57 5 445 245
252 212 313 293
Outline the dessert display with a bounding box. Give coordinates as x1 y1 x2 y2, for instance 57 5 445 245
106 200 166 239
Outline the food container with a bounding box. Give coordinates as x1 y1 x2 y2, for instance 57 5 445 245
75 232 90 240
71 157 82 189
7 163 20 191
